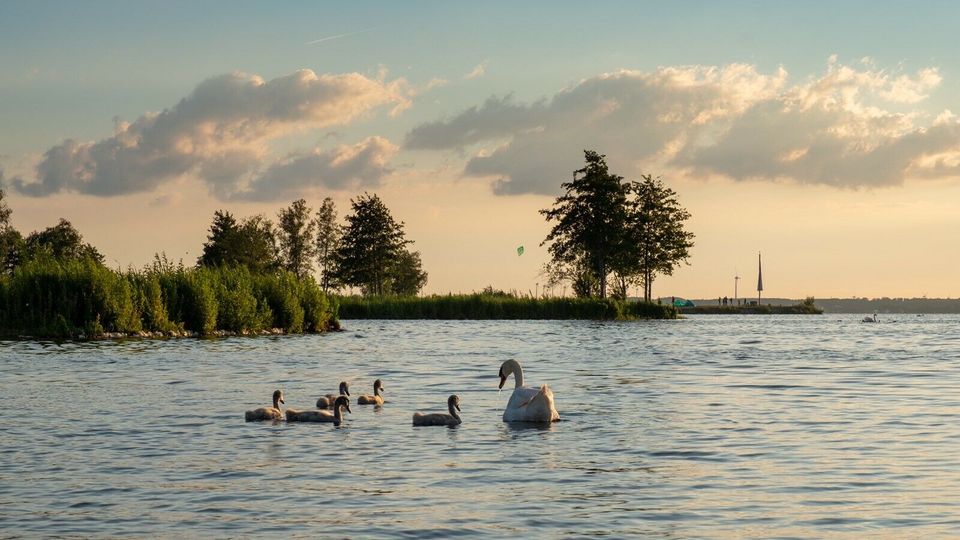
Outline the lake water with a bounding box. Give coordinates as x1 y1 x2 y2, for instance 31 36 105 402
1 315 959 538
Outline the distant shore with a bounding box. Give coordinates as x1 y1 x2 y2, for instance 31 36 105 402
679 302 823 315
684 297 960 314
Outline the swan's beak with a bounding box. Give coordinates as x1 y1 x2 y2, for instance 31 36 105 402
498 370 506 389
455 402 461 412
345 404 352 414
280 397 285 404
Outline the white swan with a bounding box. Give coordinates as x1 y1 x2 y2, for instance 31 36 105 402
862 313 878 323
498 359 559 422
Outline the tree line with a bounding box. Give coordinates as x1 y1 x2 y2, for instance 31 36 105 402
3 148 689 306
198 193 427 296
541 150 694 301
1 187 427 298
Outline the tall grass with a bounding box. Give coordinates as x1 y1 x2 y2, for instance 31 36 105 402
0 257 339 338
337 294 676 320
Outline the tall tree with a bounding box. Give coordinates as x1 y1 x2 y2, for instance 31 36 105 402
277 199 316 278
335 193 410 296
198 210 240 267
198 211 279 273
0 187 22 274
622 175 695 301
314 197 341 293
22 219 104 263
540 151 629 299
0 187 11 228
388 250 428 296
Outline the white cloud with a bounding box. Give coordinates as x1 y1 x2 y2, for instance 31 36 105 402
464 61 488 80
232 136 399 202
407 59 960 194
11 69 411 199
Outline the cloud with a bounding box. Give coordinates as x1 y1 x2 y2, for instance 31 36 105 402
407 60 960 194
11 69 410 199
232 136 399 202
464 61 488 80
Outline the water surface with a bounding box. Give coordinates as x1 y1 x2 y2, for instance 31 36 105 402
1 315 958 537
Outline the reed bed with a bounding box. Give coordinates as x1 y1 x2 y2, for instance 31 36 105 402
337 294 677 320
0 258 339 338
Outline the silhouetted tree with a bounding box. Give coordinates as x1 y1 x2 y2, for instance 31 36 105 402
388 250 428 296
335 193 411 296
23 219 104 263
314 197 341 293
198 211 279 273
0 188 22 274
199 210 240 267
619 175 695 301
541 151 628 298
277 199 316 278
0 187 11 228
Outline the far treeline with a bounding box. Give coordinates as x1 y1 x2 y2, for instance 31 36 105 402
338 150 691 320
0 149 691 336
705 297 960 314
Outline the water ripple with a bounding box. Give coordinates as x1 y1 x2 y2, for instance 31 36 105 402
1 315 959 537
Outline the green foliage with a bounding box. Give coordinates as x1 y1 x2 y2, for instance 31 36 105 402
541 151 628 299
621 175 695 301
337 293 676 320
315 197 341 293
22 218 105 264
388 250 428 296
0 187 11 227
541 151 695 301
336 193 424 296
277 199 316 278
0 258 338 338
198 210 279 273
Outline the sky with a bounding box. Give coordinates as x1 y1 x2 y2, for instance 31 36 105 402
3 0 960 299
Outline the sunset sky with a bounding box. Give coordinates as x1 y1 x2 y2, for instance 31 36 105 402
3 1 960 298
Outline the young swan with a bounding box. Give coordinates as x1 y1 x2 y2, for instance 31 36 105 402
412 395 462 427
245 389 284 421
357 379 385 405
316 381 350 409
287 395 352 425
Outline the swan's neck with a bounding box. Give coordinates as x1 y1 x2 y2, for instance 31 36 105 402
512 364 524 388
448 403 461 422
374 386 381 397
273 396 281 410
334 405 344 423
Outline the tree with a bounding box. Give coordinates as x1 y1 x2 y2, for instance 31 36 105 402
388 250 428 296
621 175 695 301
277 199 316 278
198 210 240 267
314 197 341 293
335 193 411 296
0 187 11 228
198 211 279 273
0 187 22 274
23 219 104 263
540 151 629 299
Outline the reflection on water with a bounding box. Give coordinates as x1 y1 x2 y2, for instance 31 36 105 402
2 315 960 537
